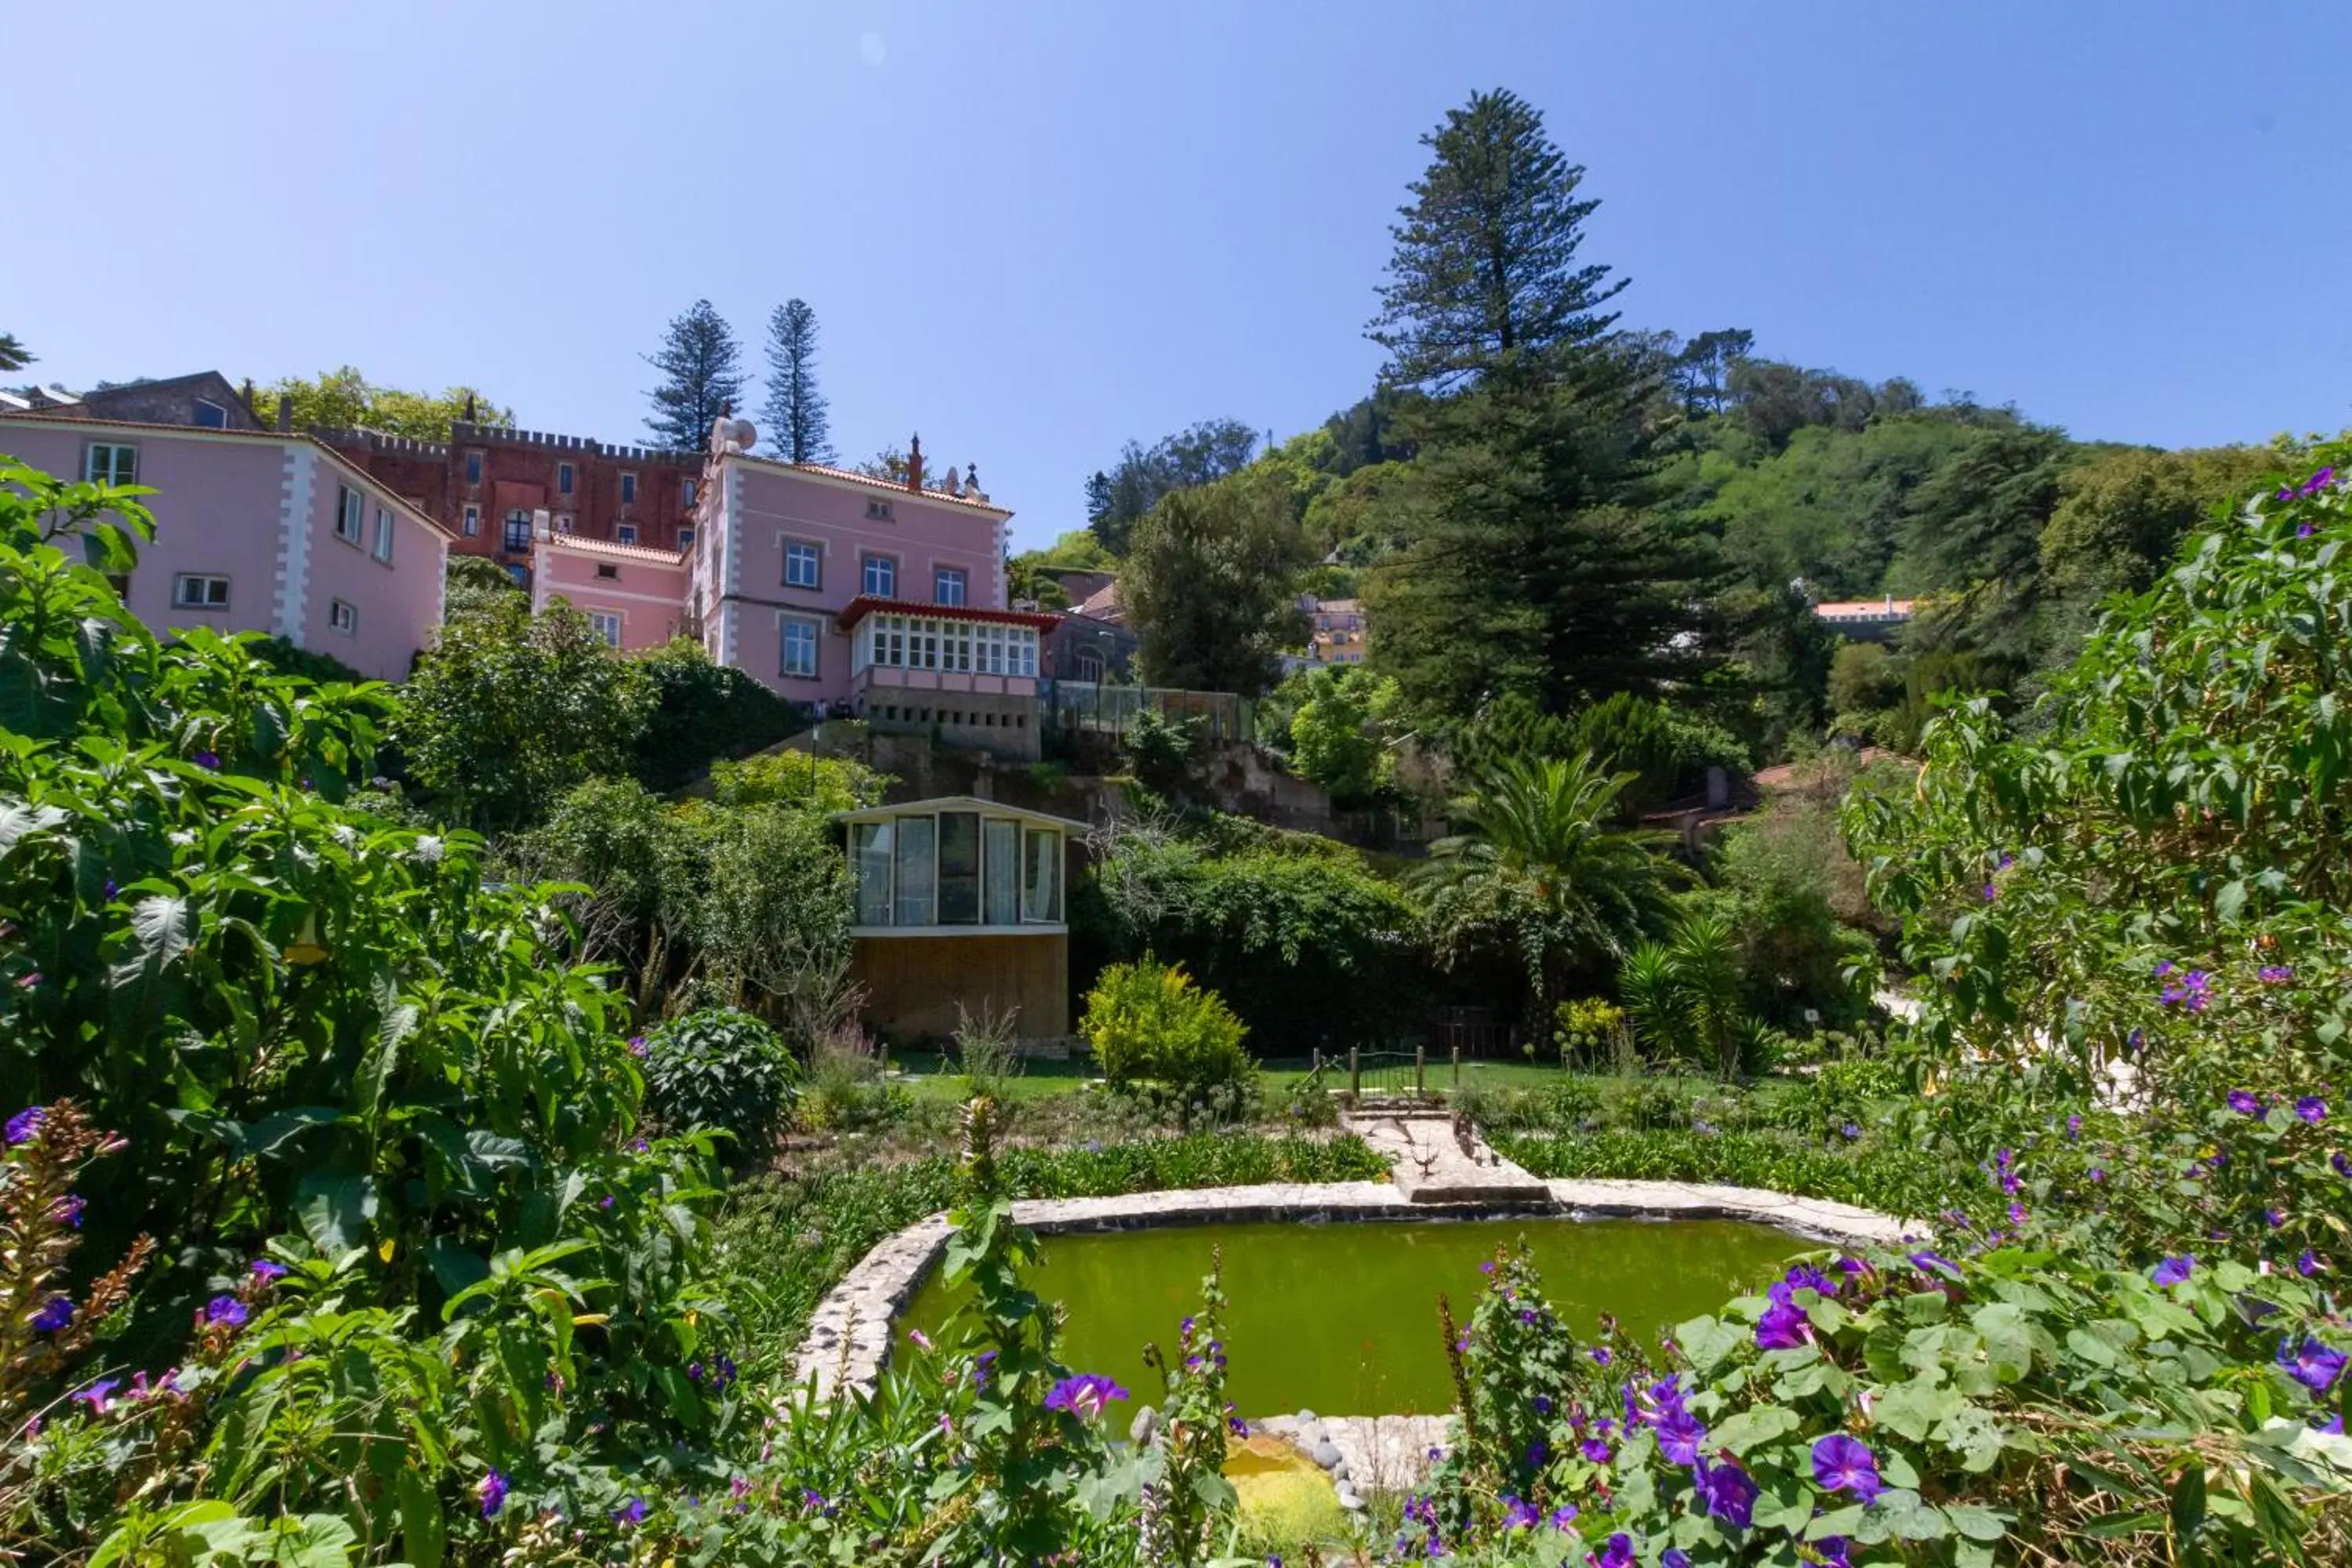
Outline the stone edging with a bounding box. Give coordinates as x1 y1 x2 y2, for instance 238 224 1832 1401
791 1179 1910 1400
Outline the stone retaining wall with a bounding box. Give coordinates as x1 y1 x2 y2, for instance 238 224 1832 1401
791 1179 1909 1401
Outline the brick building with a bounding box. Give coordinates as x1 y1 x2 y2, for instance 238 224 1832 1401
323 419 701 588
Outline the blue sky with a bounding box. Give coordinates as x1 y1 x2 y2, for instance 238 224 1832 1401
9 2 2349 548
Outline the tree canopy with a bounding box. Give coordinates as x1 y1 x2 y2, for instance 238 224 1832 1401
760 298 833 465
1121 468 1310 695
252 365 510 439
643 298 745 452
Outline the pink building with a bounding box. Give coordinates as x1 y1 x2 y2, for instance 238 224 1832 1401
528 524 693 652
0 413 450 682
687 430 1058 759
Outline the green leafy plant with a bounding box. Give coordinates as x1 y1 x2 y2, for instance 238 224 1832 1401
643 1007 799 1157
1080 958 1256 1105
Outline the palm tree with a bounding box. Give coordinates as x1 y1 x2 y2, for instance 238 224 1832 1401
1417 751 1683 1020
1617 913 1750 1080
0 333 31 372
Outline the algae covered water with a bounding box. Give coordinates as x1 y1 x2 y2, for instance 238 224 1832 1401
899 1216 1798 1414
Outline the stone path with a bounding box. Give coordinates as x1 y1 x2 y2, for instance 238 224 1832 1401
1340 1106 1552 1204
1253 1411 1454 1499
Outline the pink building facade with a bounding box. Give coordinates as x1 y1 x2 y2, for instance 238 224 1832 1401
0 416 450 682
528 524 693 652
687 439 1055 758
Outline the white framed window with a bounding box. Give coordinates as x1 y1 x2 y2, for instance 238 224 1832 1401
589 610 622 647
1023 827 1062 922
372 506 395 563
328 597 358 637
462 505 481 537
677 525 696 547
785 540 822 589
862 554 896 597
782 616 821 678
192 398 228 429
333 485 365 545
464 450 485 485
619 472 637 505
85 443 138 486
866 498 895 522
617 523 638 546
503 510 532 552
557 461 575 497
172 573 230 610
935 566 967 607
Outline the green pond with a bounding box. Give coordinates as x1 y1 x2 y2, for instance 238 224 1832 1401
900 1217 1798 1414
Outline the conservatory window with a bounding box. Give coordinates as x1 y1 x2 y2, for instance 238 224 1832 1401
938 811 981 925
1023 828 1061 923
854 823 892 925
983 820 1021 925
892 816 936 927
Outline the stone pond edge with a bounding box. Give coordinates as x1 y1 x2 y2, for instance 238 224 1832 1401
790 1178 1915 1402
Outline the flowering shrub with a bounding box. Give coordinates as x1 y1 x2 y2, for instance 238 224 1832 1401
1403 1240 2349 1565
0 457 739 1557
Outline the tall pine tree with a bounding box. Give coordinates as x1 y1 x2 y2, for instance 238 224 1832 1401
1367 88 1626 390
1363 91 1719 720
642 299 745 452
760 299 834 464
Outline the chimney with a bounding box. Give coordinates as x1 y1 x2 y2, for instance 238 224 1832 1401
906 433 923 494
274 394 292 432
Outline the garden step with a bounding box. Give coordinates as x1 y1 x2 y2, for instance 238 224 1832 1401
1339 1109 1552 1205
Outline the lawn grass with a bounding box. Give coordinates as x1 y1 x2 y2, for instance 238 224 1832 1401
885 1049 1777 1103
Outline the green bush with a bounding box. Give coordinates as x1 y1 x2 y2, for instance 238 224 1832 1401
643 1007 798 1156
1551 996 1628 1068
1080 958 1255 1101
1076 830 1425 1049
1495 1127 1951 1216
631 637 806 789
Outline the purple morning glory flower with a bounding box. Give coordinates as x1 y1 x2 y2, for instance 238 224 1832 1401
250 1258 289 1283
32 1295 73 1332
972 1350 996 1388
1180 1315 1196 1336
2089 1166 2107 1183
1229 1414 1247 1436
1591 1345 1613 1366
2009 1202 2030 1228
1524 1437 1548 1468
1663 1553 1693 1568
2297 1097 2327 1124
2152 1254 2196 1287
2066 1114 2082 1140
1817 1538 1854 1568
193 750 221 771
615 1497 646 1526
1581 1436 1611 1463
1839 1121 1862 1140
2278 1337 2347 1393
627 1035 648 1058
2266 1208 2288 1229
71 1378 121 1412
2299 466 2337 497
1693 1456 1759 1528
1909 1249 1959 1277
1755 1300 1811 1349
1594 1534 1635 1568
2260 965 2294 984
1532 1394 1552 1415
1501 1496 1541 1530
2228 1090 2264 1116
478 1470 510 1519
5 1105 45 1145
2298 1250 2323 1276
2336 1152 2352 1178
1043 1373 1130 1422
1548 1503 1579 1530
1656 1407 1708 1466
204 1295 249 1327
1812 1433 1884 1501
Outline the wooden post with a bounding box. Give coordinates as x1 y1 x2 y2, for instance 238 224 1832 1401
1348 1047 1361 1102
1414 1045 1426 1098
1452 1044 1461 1091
